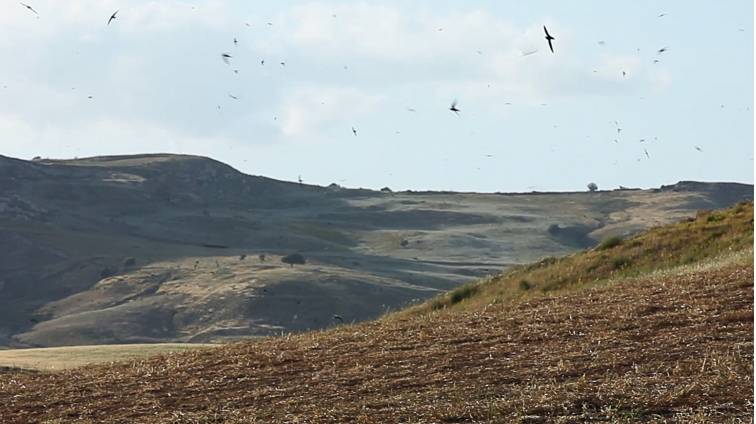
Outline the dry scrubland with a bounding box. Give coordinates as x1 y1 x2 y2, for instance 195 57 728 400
0 202 752 423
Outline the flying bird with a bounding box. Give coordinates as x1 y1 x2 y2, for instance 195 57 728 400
407 108 416 112
543 26 555 53
19 2 38 15
658 12 667 18
228 93 239 100
695 146 703 152
280 61 286 66
107 10 118 25
644 148 650 159
260 59 265 65
449 99 460 115
333 314 344 323
221 53 232 64
352 126 357 136
233 37 238 46
657 47 668 54
521 49 538 56
597 40 606 45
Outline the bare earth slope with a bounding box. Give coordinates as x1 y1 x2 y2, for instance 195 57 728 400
0 258 751 422
0 153 752 346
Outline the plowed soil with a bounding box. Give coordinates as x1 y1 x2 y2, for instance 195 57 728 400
0 264 752 423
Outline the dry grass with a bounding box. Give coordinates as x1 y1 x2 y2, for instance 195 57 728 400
0 343 217 371
0 261 751 423
416 201 753 313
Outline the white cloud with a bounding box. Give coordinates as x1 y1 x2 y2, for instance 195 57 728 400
277 85 386 137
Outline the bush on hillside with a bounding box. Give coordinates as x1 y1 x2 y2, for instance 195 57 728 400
596 235 623 250
281 253 306 267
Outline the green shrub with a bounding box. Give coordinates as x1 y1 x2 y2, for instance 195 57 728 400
519 280 532 291
707 213 725 223
611 256 631 270
597 235 623 251
449 284 479 305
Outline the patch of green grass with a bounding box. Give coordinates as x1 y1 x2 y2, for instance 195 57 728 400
432 283 480 310
596 235 623 250
518 280 532 291
611 256 632 270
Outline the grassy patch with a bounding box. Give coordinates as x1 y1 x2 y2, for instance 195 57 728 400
432 283 480 310
596 235 623 250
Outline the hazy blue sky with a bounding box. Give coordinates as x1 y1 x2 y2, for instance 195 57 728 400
1 1 753 192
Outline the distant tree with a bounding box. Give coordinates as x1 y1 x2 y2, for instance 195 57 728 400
258 254 266 262
400 239 409 247
380 187 392 193
587 182 598 192
239 254 247 261
32 156 41 161
281 253 306 267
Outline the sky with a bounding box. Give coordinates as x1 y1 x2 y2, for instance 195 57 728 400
0 1 753 192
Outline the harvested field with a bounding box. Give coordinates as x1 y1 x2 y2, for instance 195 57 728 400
0 343 217 371
0 262 751 423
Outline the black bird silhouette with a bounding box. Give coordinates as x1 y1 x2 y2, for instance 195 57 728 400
543 26 555 53
658 12 667 18
333 314 344 323
108 10 118 25
221 53 232 64
695 146 703 152
228 93 239 100
407 107 416 112
352 126 357 136
260 59 265 65
521 49 538 56
449 99 460 115
280 61 286 66
644 148 650 159
233 37 238 46
19 2 38 15
657 47 668 55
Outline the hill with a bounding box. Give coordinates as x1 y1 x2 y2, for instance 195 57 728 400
0 202 751 422
0 153 752 346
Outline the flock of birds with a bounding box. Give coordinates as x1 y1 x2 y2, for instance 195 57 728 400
15 2 736 177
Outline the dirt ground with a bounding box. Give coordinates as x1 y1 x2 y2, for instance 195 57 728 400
0 262 751 423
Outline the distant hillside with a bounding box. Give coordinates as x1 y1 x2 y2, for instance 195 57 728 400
0 202 751 423
0 153 752 346
411 201 754 314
